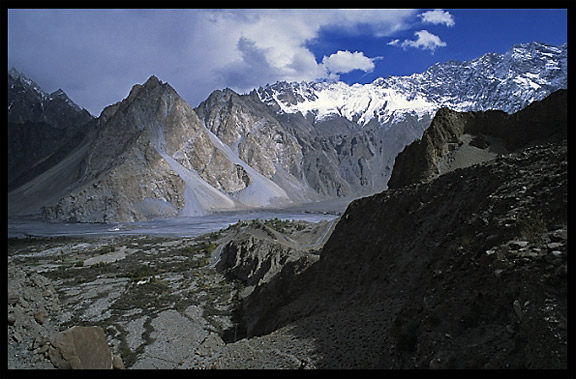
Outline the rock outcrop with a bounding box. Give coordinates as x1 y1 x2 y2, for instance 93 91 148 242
387 89 567 189
7 266 62 369
216 222 319 300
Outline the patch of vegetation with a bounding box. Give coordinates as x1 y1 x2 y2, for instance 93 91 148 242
207 230 223 240
263 217 307 233
198 241 218 254
519 209 549 243
127 264 157 281
120 346 138 368
92 245 116 255
113 279 176 312
179 245 198 255
7 235 81 255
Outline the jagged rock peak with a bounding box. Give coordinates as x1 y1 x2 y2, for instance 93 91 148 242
204 87 242 103
124 75 171 104
50 88 67 97
8 67 49 98
257 42 567 125
143 75 163 88
9 66 31 81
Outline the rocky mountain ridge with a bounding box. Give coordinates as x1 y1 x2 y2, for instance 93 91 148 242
258 41 567 124
7 42 568 222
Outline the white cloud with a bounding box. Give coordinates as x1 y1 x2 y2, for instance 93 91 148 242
321 50 376 74
419 9 455 27
388 30 447 52
203 9 416 91
8 9 418 114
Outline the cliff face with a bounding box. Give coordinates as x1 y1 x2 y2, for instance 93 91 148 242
195 89 320 203
387 89 567 189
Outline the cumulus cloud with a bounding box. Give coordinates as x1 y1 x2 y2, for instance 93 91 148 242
209 9 416 90
419 9 455 27
388 30 447 52
321 50 376 74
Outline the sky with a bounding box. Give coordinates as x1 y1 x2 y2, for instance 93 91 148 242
7 8 569 116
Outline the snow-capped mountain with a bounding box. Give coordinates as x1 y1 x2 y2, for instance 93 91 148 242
257 42 567 126
8 42 568 223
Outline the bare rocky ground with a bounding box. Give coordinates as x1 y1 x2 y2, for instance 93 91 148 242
7 218 334 369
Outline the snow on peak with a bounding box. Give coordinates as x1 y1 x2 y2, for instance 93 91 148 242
257 42 567 126
259 80 436 126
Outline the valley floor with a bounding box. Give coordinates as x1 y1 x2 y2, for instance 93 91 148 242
7 218 334 369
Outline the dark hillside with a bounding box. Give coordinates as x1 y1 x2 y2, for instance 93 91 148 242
240 93 569 369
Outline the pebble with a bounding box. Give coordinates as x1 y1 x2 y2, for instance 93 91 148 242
42 290 53 298
8 293 20 306
34 312 46 325
36 344 50 355
549 229 567 242
547 242 564 251
513 299 523 320
429 357 442 369
12 331 23 342
509 240 529 250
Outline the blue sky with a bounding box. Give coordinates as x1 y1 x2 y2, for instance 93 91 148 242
7 9 568 116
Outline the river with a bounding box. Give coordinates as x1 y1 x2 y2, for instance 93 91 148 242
7 209 340 239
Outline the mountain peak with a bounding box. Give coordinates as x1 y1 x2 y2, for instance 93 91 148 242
143 75 163 88
52 88 65 95
8 67 49 98
48 88 83 112
9 66 24 78
124 75 169 104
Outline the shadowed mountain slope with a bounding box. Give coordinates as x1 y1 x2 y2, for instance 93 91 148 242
231 91 568 369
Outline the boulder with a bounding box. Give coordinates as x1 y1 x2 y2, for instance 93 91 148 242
49 326 113 369
112 354 126 369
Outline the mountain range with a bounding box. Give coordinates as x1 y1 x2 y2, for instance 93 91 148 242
7 41 568 223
